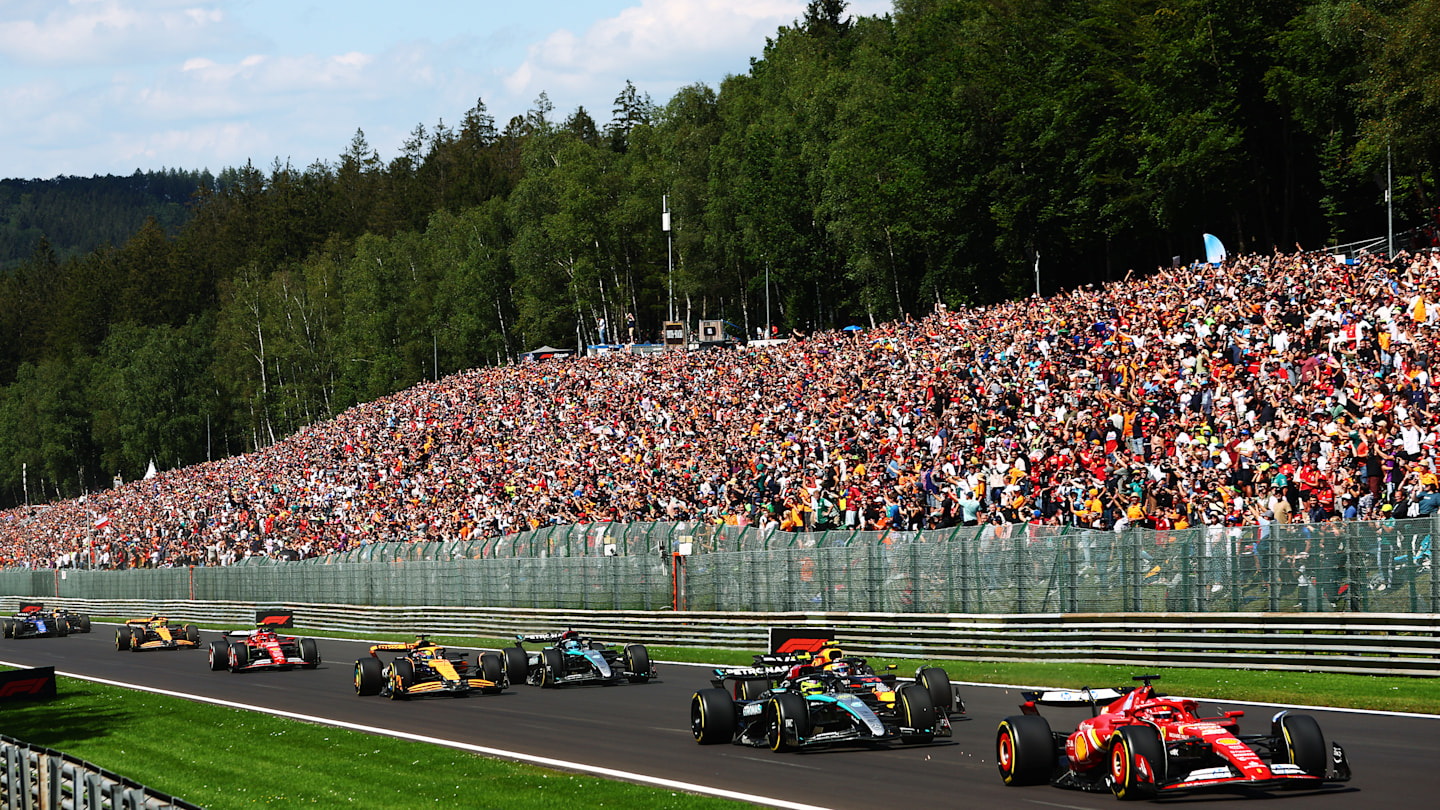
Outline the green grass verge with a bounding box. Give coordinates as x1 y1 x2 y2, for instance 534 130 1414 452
1 672 761 810
91 618 1440 715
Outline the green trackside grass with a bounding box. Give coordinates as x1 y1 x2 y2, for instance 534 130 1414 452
94 618 1440 715
0 672 761 810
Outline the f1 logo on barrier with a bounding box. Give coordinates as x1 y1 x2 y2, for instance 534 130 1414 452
769 627 836 655
255 610 294 628
0 666 56 702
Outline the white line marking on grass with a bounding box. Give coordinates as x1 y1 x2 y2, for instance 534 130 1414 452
0 659 833 810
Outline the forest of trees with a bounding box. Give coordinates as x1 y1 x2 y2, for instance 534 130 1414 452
1 0 1438 507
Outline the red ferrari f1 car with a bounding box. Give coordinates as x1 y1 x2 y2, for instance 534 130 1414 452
997 675 1350 799
207 611 320 673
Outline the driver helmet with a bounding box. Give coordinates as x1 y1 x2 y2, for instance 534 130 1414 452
828 662 851 679
798 677 825 696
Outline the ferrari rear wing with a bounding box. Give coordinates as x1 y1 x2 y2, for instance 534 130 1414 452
1020 687 1127 706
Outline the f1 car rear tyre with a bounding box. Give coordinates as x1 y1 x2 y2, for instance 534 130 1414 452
390 659 414 700
228 641 250 672
56 622 68 637
80 615 92 633
479 652 504 693
299 638 320 668
624 644 651 683
916 666 953 713
115 629 128 650
2 619 12 638
1273 713 1327 778
207 640 228 671
1110 725 1166 800
184 624 200 644
503 646 529 686
997 715 1055 787
897 683 937 744
767 692 811 752
540 648 564 688
129 626 145 651
691 688 737 744
355 657 383 696
735 678 770 701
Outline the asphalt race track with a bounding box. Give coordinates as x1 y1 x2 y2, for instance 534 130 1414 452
3 626 1438 808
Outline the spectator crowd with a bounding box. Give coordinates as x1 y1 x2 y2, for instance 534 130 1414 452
5 247 1440 572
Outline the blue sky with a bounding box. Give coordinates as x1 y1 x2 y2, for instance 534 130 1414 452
0 0 892 180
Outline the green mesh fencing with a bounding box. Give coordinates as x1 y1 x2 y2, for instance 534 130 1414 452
3 518 1436 613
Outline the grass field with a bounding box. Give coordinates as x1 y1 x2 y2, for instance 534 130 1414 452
1 672 764 810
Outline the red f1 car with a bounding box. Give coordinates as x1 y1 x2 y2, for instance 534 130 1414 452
997 675 1351 799
207 611 320 673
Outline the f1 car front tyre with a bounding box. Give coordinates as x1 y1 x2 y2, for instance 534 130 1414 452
299 638 321 669
623 644 651 683
2 619 12 638
767 692 811 752
916 666 954 714
997 715 1055 787
355 657 383 696
897 682 937 744
691 688 737 744
390 659 414 700
115 629 128 650
184 624 200 644
1272 712 1327 778
129 626 145 651
503 646 529 686
1110 725 1166 800
479 652 504 693
539 648 564 688
228 641 250 672
207 640 228 671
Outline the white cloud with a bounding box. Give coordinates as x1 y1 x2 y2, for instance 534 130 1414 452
0 0 249 68
503 0 893 118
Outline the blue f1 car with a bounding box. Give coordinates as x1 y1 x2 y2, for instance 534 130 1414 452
503 629 656 687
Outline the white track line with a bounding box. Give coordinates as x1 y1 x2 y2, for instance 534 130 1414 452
0 658 832 810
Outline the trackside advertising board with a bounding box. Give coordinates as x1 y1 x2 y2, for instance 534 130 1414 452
768 627 836 655
0 666 57 702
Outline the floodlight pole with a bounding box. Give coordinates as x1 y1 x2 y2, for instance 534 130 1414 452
1387 140 1394 257
766 260 772 341
663 195 673 321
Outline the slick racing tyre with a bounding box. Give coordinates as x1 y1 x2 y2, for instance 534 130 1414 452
997 715 1055 787
129 626 145 650
56 621 68 637
916 666 954 714
539 648 564 688
1110 725 1166 800
2 619 12 638
1273 712 1327 778
623 644 651 683
766 692 811 752
115 628 129 650
691 688 737 744
354 657 383 696
479 652 504 693
896 682 937 744
184 624 200 644
299 638 321 669
207 640 229 671
80 614 92 633
228 641 250 672
389 659 415 700
503 646 529 686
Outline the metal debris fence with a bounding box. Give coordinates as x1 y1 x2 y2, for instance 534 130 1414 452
1 518 1435 614
0 733 203 809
